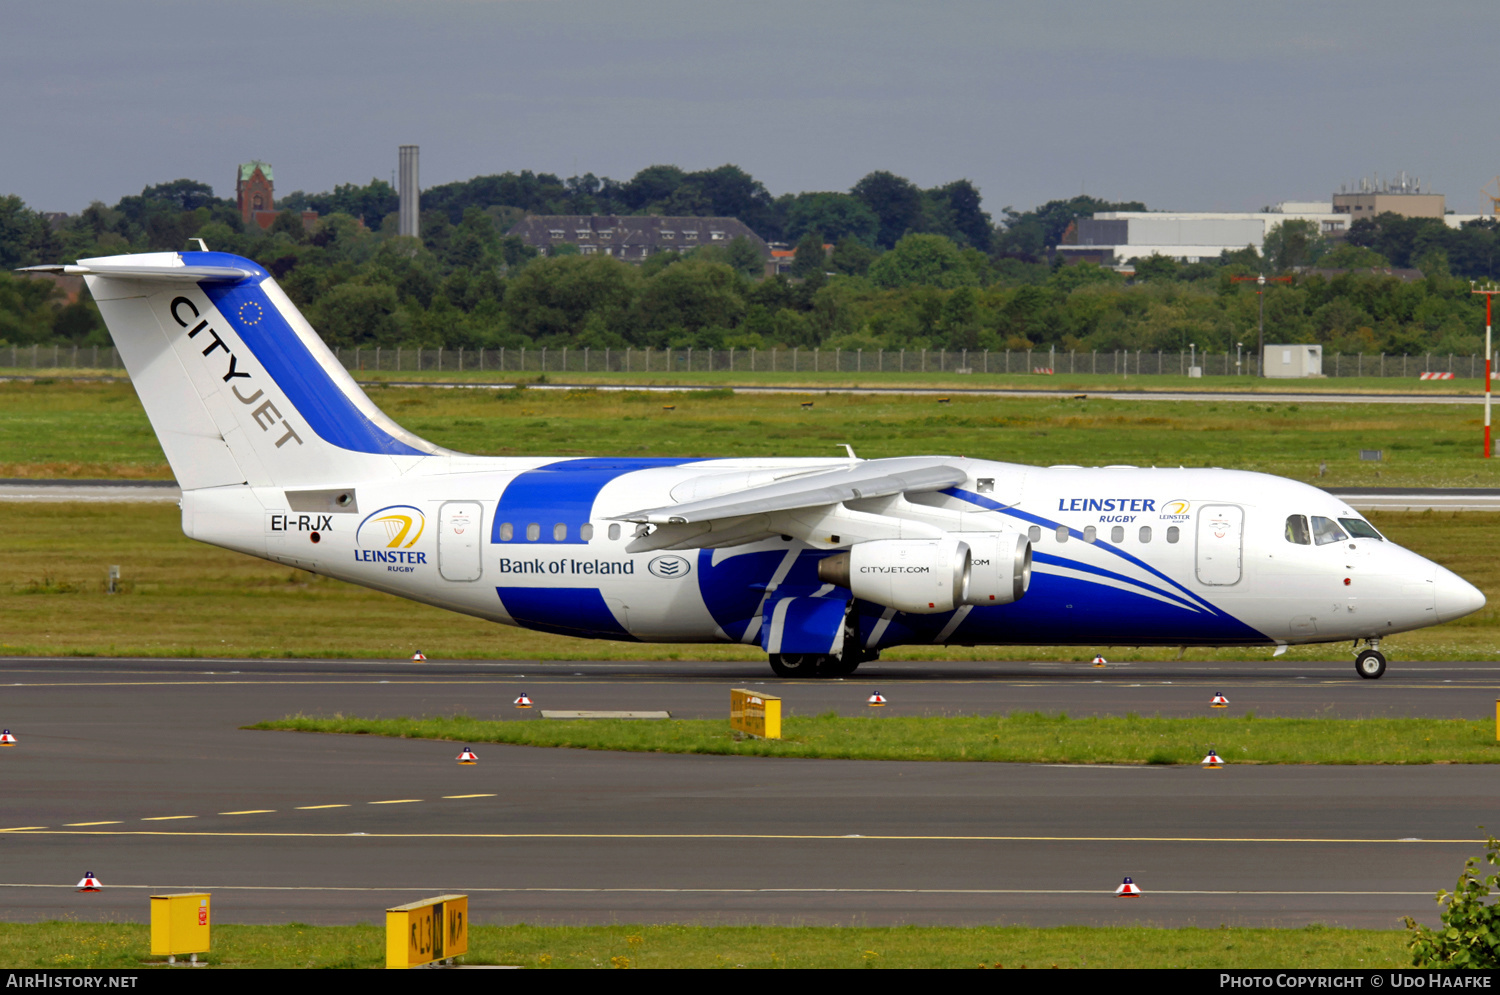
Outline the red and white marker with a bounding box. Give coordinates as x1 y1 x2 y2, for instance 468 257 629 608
0 729 15 746
867 692 887 706
76 872 102 892
457 747 478 765
1091 655 1107 667
1210 693 1229 708
1115 877 1141 897
411 652 427 661
514 693 533 708
1202 749 1225 769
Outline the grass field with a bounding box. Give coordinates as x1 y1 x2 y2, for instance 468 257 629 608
1 378 1497 487
0 921 1414 969
1 502 1495 659
254 712 1500 765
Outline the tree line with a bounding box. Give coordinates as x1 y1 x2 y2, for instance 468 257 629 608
3 166 1500 359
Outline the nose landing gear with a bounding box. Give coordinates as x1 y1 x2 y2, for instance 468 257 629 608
1354 639 1386 679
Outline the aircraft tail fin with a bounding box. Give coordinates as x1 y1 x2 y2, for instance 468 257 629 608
23 251 449 489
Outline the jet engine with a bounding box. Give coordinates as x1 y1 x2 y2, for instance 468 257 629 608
961 532 1032 606
817 538 971 614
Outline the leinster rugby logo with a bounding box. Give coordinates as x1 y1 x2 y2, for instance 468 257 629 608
647 554 691 579
353 505 428 573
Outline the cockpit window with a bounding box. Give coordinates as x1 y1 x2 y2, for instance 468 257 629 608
1311 516 1348 546
1339 518 1383 541
1284 515 1310 545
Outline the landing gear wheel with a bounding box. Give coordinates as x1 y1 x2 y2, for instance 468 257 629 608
821 655 861 677
1355 649 1387 680
769 653 823 678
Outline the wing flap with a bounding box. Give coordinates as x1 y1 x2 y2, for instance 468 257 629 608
617 457 968 526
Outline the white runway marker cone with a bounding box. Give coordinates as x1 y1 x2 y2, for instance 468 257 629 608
1210 693 1229 708
1201 748 1225 769
1114 877 1141 897
411 652 427 661
0 729 15 745
457 747 478 765
1091 655 1107 667
514 693 533 708
76 872 102 892
867 691 887 706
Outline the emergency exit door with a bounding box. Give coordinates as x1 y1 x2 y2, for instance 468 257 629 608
438 502 483 581
1195 505 1243 585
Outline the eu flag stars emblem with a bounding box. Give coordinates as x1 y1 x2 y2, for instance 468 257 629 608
238 301 264 325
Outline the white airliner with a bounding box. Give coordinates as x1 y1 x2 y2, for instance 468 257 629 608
23 250 1485 679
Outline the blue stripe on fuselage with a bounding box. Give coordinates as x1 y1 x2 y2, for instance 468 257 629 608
943 486 1223 616
492 457 699 544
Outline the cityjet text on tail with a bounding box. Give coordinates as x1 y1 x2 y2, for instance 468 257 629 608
22 251 1485 678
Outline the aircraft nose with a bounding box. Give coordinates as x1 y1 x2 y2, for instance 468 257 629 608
1433 564 1486 623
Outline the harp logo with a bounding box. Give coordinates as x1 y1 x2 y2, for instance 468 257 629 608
353 505 428 571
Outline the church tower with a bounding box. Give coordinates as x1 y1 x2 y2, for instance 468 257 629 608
237 161 275 229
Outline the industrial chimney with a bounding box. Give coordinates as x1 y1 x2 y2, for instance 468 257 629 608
398 145 420 239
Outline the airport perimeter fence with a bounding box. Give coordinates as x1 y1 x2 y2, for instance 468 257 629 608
1 343 1493 380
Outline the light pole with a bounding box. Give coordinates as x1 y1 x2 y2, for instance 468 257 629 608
1189 341 1196 376
1232 273 1292 378
1473 282 1500 458
1236 341 1243 376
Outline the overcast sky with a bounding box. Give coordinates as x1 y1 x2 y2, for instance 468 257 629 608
4 0 1497 217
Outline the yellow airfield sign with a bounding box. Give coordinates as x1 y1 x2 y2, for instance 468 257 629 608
731 688 781 739
386 894 468 969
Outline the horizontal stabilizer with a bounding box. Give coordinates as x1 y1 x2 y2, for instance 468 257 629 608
18 263 256 282
618 457 967 525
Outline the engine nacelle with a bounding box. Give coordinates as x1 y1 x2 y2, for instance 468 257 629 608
818 538 970 614
962 532 1031 606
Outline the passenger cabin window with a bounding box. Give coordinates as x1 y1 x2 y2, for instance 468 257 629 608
1285 515 1311 545
580 523 594 541
1028 526 1041 543
553 523 568 541
1311 516 1348 546
499 522 514 541
1083 526 1097 543
1166 526 1180 543
1138 526 1152 543
1111 526 1124 543
1339 518 1383 541
608 523 621 541
1055 525 1070 543
526 523 540 541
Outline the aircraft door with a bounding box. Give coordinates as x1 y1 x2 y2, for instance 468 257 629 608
1195 505 1243 586
438 501 483 582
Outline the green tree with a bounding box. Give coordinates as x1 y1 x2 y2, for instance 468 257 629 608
503 255 637 342
852 171 925 249
1318 242 1389 269
1407 833 1500 968
307 282 401 347
784 193 879 245
867 233 978 289
1262 219 1322 272
790 232 827 279
831 237 878 276
635 261 745 339
723 236 765 279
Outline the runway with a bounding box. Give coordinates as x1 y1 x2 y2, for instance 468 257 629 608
1 656 1496 930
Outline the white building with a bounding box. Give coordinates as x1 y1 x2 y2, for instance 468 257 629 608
1057 203 1352 266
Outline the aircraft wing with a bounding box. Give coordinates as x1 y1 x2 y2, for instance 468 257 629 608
619 456 966 525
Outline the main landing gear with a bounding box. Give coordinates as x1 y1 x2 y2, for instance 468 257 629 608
1354 639 1386 680
767 650 874 678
